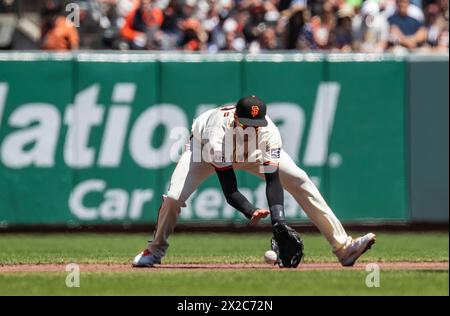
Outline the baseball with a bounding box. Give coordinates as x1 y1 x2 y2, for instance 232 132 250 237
264 250 278 264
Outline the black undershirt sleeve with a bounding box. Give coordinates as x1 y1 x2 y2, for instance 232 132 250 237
215 167 257 219
264 168 286 225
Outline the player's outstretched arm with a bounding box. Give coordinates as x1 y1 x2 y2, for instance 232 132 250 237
264 168 304 267
215 167 258 220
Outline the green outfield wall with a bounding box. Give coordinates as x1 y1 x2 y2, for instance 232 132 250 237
0 53 447 226
408 56 449 222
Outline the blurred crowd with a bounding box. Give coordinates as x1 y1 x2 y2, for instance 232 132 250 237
0 0 448 52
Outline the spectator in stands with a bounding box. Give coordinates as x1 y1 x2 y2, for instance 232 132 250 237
120 0 164 49
116 0 140 26
179 17 207 50
259 26 280 49
383 0 425 22
222 7 247 51
223 28 247 51
243 0 267 50
264 0 282 25
6 0 448 52
77 1 103 49
41 0 79 50
329 4 354 51
388 0 427 51
436 0 449 45
180 0 197 19
159 0 181 50
423 2 449 50
283 4 313 50
353 0 390 52
310 0 336 49
204 4 228 51
438 0 449 22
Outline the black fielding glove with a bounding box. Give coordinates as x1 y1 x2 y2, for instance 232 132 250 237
271 223 304 268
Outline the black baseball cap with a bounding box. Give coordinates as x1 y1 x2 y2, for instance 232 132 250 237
235 95 268 127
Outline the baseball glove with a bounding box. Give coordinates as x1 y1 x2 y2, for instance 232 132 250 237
271 223 304 268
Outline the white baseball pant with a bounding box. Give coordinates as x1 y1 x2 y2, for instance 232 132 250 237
148 147 351 258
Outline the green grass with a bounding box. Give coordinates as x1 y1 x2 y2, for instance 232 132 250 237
0 270 447 296
0 232 448 264
0 232 448 295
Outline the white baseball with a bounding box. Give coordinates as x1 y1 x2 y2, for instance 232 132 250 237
264 250 278 264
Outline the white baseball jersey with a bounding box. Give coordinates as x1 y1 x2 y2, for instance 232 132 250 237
191 105 282 170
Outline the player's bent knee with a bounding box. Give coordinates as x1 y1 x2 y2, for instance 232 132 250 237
163 194 187 208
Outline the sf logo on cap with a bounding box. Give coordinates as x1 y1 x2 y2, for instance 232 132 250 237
251 105 260 118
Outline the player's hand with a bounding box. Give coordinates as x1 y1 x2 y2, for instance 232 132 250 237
250 209 270 225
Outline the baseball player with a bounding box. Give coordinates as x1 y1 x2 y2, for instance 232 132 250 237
133 95 376 268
